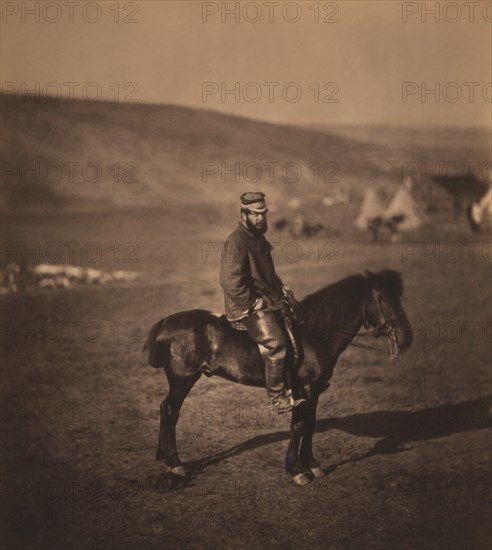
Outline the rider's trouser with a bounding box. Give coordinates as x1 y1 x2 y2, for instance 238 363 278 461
242 310 288 400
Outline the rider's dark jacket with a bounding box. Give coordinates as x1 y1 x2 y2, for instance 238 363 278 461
220 222 284 321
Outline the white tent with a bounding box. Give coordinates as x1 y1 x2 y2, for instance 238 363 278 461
354 187 385 230
384 186 427 231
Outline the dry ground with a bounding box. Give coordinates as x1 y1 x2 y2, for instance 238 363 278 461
1 211 491 549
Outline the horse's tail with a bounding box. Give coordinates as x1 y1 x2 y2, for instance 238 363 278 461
143 318 168 368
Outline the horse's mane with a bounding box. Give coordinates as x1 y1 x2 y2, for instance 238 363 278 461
298 274 366 335
369 269 404 298
297 270 403 337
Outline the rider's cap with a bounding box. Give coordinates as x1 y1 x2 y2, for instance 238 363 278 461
240 192 268 213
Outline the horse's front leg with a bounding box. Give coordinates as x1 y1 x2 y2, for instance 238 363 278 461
285 405 311 485
299 393 324 478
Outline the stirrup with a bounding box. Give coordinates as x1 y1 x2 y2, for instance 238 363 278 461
292 398 307 408
286 389 306 408
269 392 306 414
270 394 294 414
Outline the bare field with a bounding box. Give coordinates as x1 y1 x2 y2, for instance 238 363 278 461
1 210 491 549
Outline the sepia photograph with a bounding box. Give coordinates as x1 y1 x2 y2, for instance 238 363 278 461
1 1 491 548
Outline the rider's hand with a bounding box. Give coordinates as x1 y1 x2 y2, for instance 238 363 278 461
282 286 298 307
253 297 265 311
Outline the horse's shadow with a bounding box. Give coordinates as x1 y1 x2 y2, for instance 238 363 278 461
185 394 492 476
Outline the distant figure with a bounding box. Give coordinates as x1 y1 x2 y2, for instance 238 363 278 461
367 215 404 244
291 213 305 238
274 213 339 238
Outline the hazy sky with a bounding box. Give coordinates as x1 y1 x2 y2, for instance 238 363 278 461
1 0 491 127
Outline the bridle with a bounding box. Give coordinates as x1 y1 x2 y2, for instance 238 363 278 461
288 279 403 359
338 290 400 359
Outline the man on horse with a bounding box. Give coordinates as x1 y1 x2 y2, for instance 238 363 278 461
220 192 306 413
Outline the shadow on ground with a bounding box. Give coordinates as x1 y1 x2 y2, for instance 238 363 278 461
182 394 491 476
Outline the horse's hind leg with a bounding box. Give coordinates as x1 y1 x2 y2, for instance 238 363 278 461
156 374 200 476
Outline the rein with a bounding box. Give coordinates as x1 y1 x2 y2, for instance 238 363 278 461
293 276 401 359
336 327 390 355
335 292 399 358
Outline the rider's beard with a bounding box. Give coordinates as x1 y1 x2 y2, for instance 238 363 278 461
246 217 268 235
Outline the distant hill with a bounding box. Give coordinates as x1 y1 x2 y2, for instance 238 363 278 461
1 94 489 217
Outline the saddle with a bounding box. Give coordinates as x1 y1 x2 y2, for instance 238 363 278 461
210 306 304 396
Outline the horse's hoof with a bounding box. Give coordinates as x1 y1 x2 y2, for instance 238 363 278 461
171 466 186 477
292 473 311 486
310 467 325 478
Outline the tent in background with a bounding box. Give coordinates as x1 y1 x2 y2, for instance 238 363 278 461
354 187 385 230
384 185 427 231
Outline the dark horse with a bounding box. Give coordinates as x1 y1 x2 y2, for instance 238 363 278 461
145 269 413 485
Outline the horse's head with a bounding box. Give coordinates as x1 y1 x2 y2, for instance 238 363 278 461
363 270 413 357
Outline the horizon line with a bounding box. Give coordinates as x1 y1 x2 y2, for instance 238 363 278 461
1 92 490 133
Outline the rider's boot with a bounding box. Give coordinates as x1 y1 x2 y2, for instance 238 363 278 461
282 315 307 404
285 361 307 404
266 360 305 413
